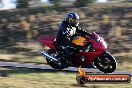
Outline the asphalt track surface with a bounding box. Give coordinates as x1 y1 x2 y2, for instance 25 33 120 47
0 61 132 76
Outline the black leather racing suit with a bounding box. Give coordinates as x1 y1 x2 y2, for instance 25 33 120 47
55 20 91 66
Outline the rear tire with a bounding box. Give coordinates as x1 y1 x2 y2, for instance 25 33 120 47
46 49 64 69
94 52 117 73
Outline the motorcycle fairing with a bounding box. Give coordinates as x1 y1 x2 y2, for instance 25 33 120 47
73 51 103 66
39 35 56 49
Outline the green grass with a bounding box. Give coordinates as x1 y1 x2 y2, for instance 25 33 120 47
0 42 47 64
0 67 132 88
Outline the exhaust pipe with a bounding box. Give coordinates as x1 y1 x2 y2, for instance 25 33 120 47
41 51 58 62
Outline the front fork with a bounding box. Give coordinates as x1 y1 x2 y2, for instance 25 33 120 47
95 51 117 66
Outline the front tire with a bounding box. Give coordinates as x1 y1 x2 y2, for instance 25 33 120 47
94 52 117 73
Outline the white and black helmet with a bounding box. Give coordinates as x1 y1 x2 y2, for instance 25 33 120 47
66 12 79 26
66 12 79 20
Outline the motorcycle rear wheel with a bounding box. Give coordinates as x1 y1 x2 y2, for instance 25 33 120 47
94 52 117 73
46 49 64 69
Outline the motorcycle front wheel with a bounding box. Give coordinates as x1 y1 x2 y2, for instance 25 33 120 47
94 52 117 73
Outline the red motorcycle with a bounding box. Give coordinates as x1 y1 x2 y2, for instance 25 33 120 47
39 31 117 73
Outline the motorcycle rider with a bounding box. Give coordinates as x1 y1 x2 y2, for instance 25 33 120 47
55 12 92 67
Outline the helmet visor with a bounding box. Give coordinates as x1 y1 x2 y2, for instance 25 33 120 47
72 18 79 26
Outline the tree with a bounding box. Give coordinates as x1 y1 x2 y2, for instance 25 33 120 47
74 0 96 7
16 0 30 8
108 0 132 2
122 0 132 2
49 0 62 7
